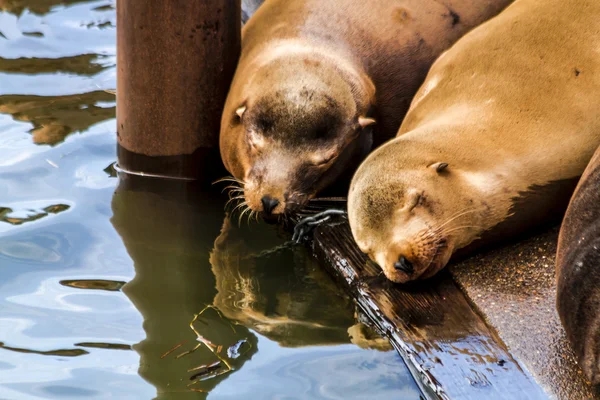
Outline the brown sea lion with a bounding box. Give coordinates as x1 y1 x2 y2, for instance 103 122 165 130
556 146 600 384
220 0 514 217
348 0 600 283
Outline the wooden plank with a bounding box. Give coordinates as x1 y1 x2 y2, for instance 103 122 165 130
298 203 548 400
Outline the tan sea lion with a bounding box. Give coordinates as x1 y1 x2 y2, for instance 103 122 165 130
220 0 514 218
348 0 600 283
556 146 600 384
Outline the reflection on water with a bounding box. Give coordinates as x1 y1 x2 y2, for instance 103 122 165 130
0 0 420 398
211 217 356 347
75 342 132 350
0 342 88 357
0 91 116 145
0 54 110 75
0 0 99 15
1 203 69 225
111 175 259 396
59 279 126 291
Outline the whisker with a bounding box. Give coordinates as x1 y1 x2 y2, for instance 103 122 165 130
222 185 244 194
248 210 256 225
433 207 484 231
225 195 245 208
232 202 248 213
213 176 245 186
223 185 243 190
440 225 483 235
238 206 252 227
425 238 448 270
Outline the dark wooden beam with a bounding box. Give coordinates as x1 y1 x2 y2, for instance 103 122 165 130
300 204 548 399
116 0 241 182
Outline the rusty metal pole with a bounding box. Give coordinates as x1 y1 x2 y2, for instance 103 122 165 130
116 0 241 182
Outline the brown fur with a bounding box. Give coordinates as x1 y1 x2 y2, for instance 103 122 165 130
556 147 600 384
220 0 514 216
349 0 600 283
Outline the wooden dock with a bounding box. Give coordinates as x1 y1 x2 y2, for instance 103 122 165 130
299 202 599 400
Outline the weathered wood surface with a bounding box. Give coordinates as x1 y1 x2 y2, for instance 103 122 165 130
299 202 548 400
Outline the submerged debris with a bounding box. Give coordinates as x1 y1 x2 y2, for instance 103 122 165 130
160 340 187 359
189 361 222 381
227 339 248 359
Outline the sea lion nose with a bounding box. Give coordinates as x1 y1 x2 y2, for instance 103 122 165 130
394 256 414 274
261 196 280 215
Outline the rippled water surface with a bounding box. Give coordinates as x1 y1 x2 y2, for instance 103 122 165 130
0 2 420 399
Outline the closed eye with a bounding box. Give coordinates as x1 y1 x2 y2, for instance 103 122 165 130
247 130 265 150
407 192 422 212
314 153 336 166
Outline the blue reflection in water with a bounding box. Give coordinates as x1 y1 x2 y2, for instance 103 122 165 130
0 1 420 399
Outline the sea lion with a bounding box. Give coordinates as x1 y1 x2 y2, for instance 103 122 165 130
556 146 600 384
348 0 600 283
220 0 514 217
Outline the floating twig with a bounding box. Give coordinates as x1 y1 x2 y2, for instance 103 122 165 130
160 340 187 359
175 342 202 359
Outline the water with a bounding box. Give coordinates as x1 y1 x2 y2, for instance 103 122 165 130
0 1 421 399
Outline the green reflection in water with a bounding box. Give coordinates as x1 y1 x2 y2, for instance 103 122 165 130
22 31 44 37
110 174 388 398
0 54 110 75
211 217 356 348
59 279 126 291
111 175 258 398
85 20 113 29
0 0 98 15
75 342 132 351
0 204 70 225
0 342 89 357
0 91 115 145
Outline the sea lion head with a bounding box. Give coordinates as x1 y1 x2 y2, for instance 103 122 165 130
220 54 375 218
349 137 486 283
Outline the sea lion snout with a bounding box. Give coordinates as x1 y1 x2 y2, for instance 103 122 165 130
261 196 280 216
394 256 414 274
374 238 429 283
348 154 464 283
243 156 314 217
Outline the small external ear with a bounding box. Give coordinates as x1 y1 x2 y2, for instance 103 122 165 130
235 105 246 120
430 162 449 173
358 116 376 129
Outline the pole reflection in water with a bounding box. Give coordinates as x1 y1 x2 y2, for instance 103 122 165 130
111 173 257 397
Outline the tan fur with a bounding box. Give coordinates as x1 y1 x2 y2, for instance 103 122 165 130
220 0 514 216
349 0 600 283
